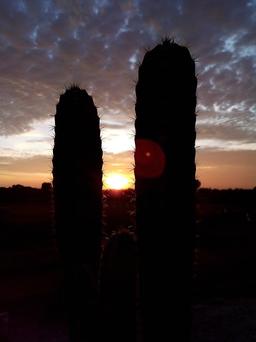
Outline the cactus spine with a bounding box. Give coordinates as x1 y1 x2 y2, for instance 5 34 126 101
52 85 102 341
135 39 197 341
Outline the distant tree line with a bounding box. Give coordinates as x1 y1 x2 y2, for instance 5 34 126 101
0 183 52 202
0 183 255 204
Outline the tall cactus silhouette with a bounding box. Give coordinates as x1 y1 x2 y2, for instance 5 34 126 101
52 85 102 341
135 39 197 341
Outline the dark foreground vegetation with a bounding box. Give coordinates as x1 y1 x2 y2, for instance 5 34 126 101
0 184 256 341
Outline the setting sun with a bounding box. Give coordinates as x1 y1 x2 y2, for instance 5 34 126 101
104 173 130 190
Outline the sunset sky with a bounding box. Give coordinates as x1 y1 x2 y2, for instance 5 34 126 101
0 0 255 189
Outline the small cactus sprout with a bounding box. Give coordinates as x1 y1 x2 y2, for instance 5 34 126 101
135 39 197 341
52 85 103 340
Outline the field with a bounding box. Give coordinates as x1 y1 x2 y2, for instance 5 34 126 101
0 185 256 341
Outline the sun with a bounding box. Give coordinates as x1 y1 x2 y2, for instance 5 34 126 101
104 173 130 190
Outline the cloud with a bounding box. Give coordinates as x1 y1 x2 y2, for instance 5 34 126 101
197 119 256 143
0 0 255 146
103 150 134 176
0 0 255 189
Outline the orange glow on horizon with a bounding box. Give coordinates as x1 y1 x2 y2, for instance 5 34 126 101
104 173 132 190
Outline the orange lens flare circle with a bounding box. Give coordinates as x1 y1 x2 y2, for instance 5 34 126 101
135 139 166 178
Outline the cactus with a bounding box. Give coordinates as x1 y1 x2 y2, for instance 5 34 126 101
52 85 102 341
99 190 136 342
135 39 197 341
100 230 136 342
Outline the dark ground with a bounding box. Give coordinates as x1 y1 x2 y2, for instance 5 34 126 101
0 185 256 341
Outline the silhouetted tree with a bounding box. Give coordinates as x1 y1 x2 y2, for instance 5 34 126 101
41 182 52 193
135 39 197 341
195 179 201 190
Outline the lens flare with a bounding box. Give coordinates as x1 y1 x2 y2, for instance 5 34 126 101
135 139 166 178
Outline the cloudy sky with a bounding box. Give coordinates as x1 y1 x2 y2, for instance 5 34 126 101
0 0 255 188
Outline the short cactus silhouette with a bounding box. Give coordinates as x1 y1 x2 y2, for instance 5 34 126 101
52 85 102 341
135 39 197 341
